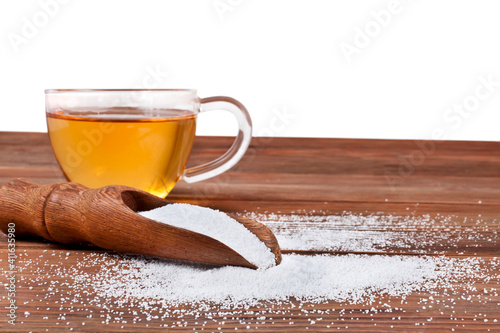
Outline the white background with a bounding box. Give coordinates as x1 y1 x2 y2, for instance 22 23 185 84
1 0 499 141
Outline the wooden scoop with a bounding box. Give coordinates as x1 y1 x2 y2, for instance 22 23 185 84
0 178 282 269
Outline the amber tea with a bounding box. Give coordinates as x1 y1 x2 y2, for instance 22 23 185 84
47 108 197 198
45 89 252 196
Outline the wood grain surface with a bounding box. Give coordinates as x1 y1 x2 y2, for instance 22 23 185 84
0 132 499 332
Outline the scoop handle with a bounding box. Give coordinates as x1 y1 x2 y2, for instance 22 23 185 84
0 178 168 245
0 178 62 241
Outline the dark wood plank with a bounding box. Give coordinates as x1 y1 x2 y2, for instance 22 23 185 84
0 132 499 332
1 132 499 204
1 240 498 332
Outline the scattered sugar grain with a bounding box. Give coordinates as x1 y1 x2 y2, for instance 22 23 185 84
10 211 499 330
245 212 498 254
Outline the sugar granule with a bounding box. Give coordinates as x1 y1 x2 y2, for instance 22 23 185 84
139 204 276 269
245 212 498 254
76 255 445 306
73 253 464 307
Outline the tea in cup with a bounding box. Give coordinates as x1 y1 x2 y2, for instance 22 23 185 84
45 89 252 198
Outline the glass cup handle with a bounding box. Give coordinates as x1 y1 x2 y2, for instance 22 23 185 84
182 96 252 183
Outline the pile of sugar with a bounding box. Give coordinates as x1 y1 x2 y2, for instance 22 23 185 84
72 253 476 308
139 204 276 269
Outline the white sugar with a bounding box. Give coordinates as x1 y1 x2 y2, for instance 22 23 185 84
80 254 452 307
139 204 276 269
15 211 500 329
246 212 494 254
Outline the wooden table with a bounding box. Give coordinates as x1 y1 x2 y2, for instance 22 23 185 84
0 132 499 332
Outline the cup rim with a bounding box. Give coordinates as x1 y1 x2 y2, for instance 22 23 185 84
45 89 197 94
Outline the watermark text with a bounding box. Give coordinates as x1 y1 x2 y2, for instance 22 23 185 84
5 223 17 325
